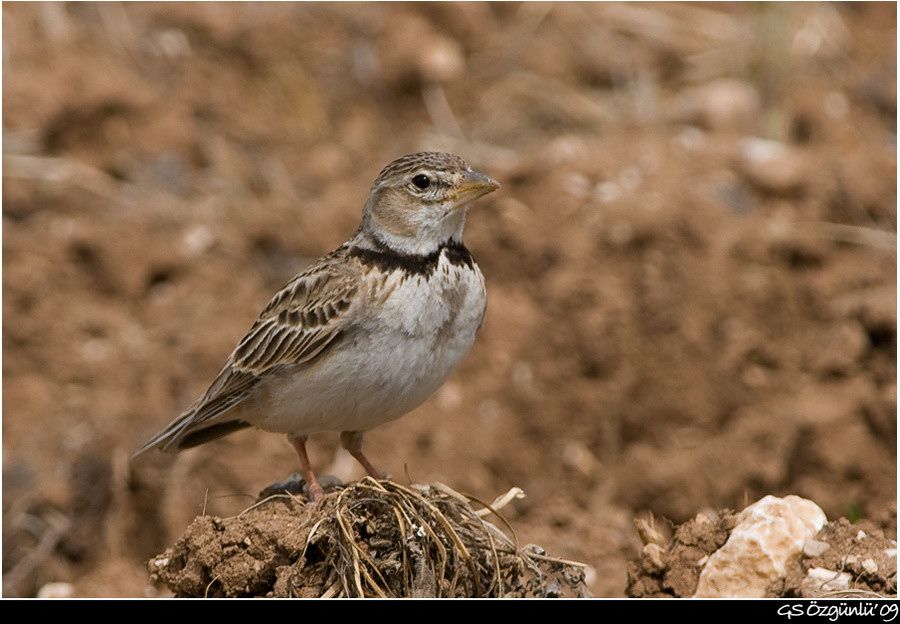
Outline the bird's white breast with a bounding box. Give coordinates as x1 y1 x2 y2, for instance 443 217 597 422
250 254 486 435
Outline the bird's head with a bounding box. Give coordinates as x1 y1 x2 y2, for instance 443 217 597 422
360 152 499 254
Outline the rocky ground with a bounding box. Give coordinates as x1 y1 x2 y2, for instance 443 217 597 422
628 496 896 598
3 3 896 597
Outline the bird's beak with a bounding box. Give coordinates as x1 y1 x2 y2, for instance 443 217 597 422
454 169 500 204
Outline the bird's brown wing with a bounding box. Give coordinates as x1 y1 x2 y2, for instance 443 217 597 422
134 251 363 455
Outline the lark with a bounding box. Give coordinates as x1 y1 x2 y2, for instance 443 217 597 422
135 152 499 499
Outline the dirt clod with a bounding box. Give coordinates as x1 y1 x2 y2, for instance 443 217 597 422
626 511 735 597
149 479 590 598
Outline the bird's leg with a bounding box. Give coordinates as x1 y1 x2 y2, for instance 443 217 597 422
340 431 385 479
287 434 324 501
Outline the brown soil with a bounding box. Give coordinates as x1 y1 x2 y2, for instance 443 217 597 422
781 516 897 597
625 511 735 597
3 3 896 597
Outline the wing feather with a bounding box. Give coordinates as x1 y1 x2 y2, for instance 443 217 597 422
135 250 364 455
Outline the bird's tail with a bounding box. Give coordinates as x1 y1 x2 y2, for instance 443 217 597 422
132 406 252 459
131 407 199 458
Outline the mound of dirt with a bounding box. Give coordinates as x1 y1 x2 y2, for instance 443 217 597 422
148 478 589 598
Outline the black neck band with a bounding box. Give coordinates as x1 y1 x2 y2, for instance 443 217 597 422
349 237 474 276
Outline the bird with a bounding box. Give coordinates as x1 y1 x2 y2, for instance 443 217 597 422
134 152 499 500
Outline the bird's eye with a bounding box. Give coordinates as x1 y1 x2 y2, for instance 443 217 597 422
412 174 431 190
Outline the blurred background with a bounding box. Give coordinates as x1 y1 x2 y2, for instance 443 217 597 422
3 2 896 597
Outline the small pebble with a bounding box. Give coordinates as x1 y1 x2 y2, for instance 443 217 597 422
802 539 830 558
736 138 807 195
594 181 621 204
418 35 464 83
642 543 666 573
181 224 215 257
561 440 600 477
804 567 851 593
37 582 75 599
564 173 590 198
671 79 761 132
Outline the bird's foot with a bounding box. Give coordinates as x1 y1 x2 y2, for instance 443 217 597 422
257 473 344 502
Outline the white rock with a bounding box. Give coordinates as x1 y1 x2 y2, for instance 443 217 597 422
564 173 590 198
153 28 191 60
181 224 215 257
37 582 75 599
561 440 601 477
802 567 851 595
862 558 878 574
671 79 761 132
546 136 588 164
594 181 621 204
736 138 808 195
418 35 465 83
694 495 827 598
802 539 830 558
856 530 867 541
674 126 706 151
694 512 712 525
